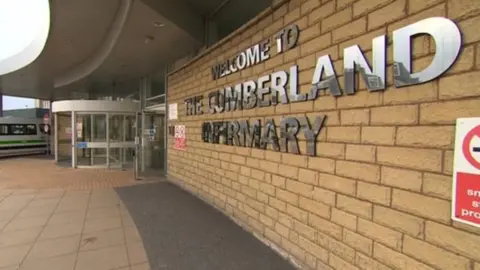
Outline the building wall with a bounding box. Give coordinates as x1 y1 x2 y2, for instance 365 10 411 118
166 0 480 269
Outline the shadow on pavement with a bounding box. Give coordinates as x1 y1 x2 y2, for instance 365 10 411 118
115 182 295 270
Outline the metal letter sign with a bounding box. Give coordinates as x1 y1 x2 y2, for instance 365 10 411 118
452 118 480 228
174 125 186 151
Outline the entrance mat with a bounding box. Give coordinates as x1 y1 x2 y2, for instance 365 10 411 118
115 182 295 270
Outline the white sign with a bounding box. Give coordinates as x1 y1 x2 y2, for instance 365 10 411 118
169 103 178 120
174 125 185 138
452 118 480 228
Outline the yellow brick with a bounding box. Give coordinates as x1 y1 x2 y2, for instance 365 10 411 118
278 212 294 228
301 0 321 15
337 0 356 9
440 71 480 100
317 232 356 262
387 4 446 38
259 213 275 228
336 160 380 183
396 126 454 148
282 153 308 167
231 154 246 165
444 150 453 175
421 98 480 124
272 175 286 188
246 157 260 168
332 17 367 43
259 160 279 174
337 194 373 219
373 205 424 238
297 236 329 262
260 182 276 196
283 237 307 262
300 33 332 56
269 196 287 211
307 156 335 174
344 229 373 255
423 173 451 200
275 222 291 237
327 127 361 143
316 142 345 159
299 196 331 219
355 252 392 270
312 187 336 206
353 0 395 16
357 182 391 205
299 24 321 43
426 221 480 261
346 144 376 163
448 0 480 19
380 166 422 192
367 0 406 30
309 214 343 239
318 173 356 196
278 164 299 179
403 235 471 270
408 0 443 13
286 179 314 198
392 189 450 223
361 127 395 145
251 169 265 181
477 45 480 70
371 105 418 125
377 146 442 172
265 228 282 245
308 0 336 24
358 219 402 250
284 7 301 25
383 81 438 105
373 243 435 270
322 7 353 32
341 109 370 125
251 149 264 159
298 168 319 185
288 203 310 223
331 208 357 231
293 219 316 241
446 45 475 75
277 188 300 205
313 95 337 111
264 151 281 163
329 253 358 270
337 90 382 109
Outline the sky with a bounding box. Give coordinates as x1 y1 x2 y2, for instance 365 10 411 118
2 95 34 110
0 0 47 111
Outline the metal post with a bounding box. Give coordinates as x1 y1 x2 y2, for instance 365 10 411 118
106 113 110 168
164 64 169 176
71 111 77 168
90 114 94 165
54 113 58 162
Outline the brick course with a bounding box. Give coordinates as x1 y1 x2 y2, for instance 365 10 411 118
167 0 480 269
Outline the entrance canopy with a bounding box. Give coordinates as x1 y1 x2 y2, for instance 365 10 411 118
52 100 140 169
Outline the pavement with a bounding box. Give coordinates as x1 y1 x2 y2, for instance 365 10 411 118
0 156 295 270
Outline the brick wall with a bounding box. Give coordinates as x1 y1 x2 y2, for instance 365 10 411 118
166 0 480 269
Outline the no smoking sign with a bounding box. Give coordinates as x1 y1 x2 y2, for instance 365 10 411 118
452 118 480 228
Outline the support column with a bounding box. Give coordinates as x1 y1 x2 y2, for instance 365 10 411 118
71 112 77 168
0 94 3 117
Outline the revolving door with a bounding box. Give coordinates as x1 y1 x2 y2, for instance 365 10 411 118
52 100 140 169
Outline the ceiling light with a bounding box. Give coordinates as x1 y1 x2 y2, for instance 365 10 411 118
152 22 164 27
144 35 154 44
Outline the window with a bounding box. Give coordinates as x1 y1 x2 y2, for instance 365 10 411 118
0 125 8 135
0 124 38 136
25 124 37 135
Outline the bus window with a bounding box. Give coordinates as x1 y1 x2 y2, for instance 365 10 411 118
25 124 37 135
0 124 8 135
10 124 25 135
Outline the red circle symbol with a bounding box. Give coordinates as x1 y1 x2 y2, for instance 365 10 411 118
462 125 480 170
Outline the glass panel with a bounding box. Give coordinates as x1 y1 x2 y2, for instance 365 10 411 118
92 114 106 142
56 112 72 163
109 115 124 142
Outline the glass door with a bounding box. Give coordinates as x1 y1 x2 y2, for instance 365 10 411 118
137 112 165 179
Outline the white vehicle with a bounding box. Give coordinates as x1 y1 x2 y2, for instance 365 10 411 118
0 117 49 157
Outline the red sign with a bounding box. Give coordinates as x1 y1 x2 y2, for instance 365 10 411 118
43 113 49 124
174 125 186 151
453 119 480 228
